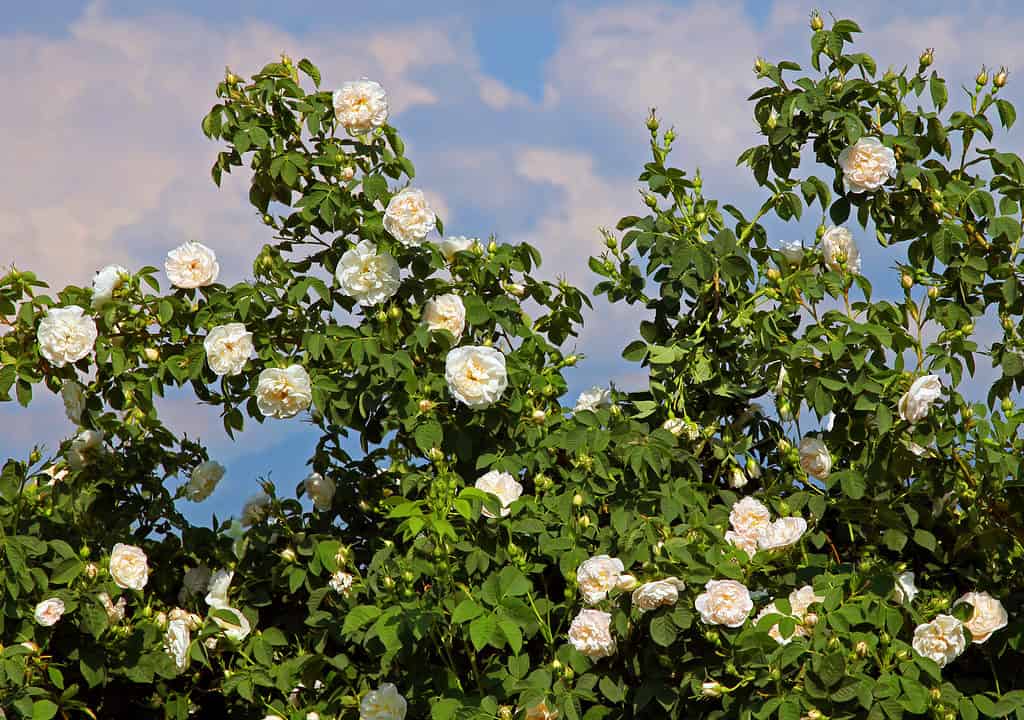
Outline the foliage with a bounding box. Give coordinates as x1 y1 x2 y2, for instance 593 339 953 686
3 18 1024 720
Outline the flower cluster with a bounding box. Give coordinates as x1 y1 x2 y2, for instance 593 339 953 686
725 496 808 558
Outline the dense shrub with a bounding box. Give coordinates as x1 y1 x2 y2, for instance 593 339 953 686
3 16 1024 720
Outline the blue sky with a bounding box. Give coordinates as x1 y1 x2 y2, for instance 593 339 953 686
4 0 1024 524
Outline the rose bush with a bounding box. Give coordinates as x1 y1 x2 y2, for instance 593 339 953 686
3 17 1024 720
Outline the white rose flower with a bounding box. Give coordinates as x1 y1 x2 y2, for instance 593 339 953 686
894 571 919 604
383 188 436 246
109 543 149 591
632 577 685 613
789 585 825 615
212 606 251 642
757 517 808 551
820 226 861 274
912 614 966 667
576 555 628 605
956 591 1009 644
98 592 126 623
838 136 897 194
165 241 220 289
445 346 508 409
61 380 86 424
37 306 97 367
34 598 65 627
695 579 753 628
662 417 687 436
330 570 354 595
91 264 128 308
438 235 478 262
423 294 466 337
164 618 190 672
729 496 771 537
755 602 805 644
568 608 616 659
333 79 389 135
505 282 527 298
725 530 759 559
359 682 407 720
473 470 523 519
799 436 831 479
574 386 612 413
256 365 312 419
205 569 233 609
336 240 401 306
240 493 271 527
203 323 254 376
898 375 942 424
524 702 559 720
186 460 225 502
779 241 804 265
67 429 104 470
304 472 336 512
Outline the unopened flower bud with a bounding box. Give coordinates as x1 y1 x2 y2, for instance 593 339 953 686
806 710 823 720
418 399 434 413
531 409 546 425
643 193 658 209
919 48 934 69
809 9 824 31
579 514 591 528
646 108 659 132
727 467 748 489
930 687 942 701
753 57 768 76
426 447 444 463
572 493 584 506
854 640 869 657
901 273 914 289
498 707 513 720
487 240 498 253
143 347 160 362
340 166 355 181
777 438 792 453
976 66 989 87
84 562 98 580
816 224 826 239
155 611 168 628
766 268 781 283
927 285 939 299
281 548 297 563
994 66 1010 88
1002 397 1014 413
702 680 724 698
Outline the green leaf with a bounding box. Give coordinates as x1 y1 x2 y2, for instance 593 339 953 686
498 619 523 654
649 614 677 647
997 99 1016 129
451 598 483 624
840 472 866 500
298 58 321 87
469 613 498 650
930 73 948 111
32 700 59 720
599 675 625 703
342 605 381 635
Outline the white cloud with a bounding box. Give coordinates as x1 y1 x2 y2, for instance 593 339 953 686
546 1 764 168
